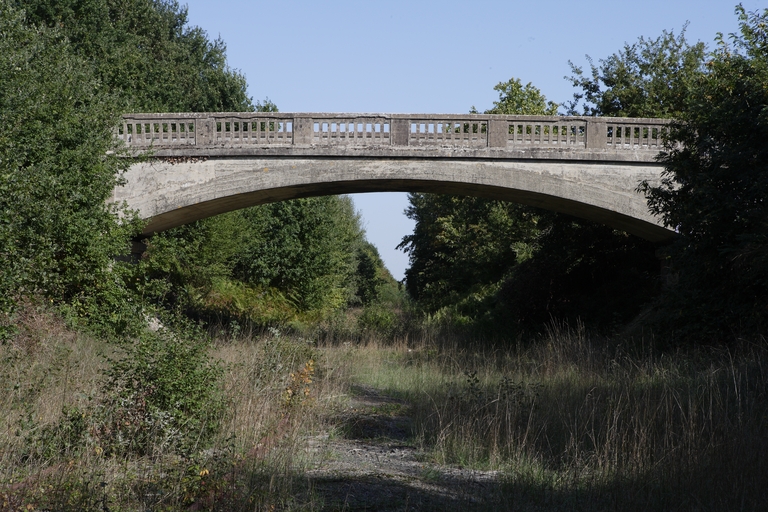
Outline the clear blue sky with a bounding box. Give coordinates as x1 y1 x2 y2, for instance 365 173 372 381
181 0 762 280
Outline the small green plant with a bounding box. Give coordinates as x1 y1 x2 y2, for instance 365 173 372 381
463 369 481 402
26 405 90 460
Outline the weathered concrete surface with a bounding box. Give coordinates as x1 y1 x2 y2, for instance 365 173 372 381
114 154 672 242
113 113 673 241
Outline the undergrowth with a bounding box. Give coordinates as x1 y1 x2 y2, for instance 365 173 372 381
2 306 767 510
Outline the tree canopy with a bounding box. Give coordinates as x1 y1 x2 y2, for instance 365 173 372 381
0 0 139 337
566 27 706 117
641 5 768 339
16 0 253 112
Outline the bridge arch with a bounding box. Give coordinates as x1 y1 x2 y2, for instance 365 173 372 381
113 113 675 242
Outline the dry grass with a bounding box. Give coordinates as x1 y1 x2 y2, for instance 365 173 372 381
328 324 768 509
0 303 107 466
2 308 767 510
0 312 337 511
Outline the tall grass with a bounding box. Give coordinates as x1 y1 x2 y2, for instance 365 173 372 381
2 306 767 510
0 310 339 511
332 324 768 509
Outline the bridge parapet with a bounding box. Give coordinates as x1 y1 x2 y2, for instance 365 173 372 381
117 113 669 152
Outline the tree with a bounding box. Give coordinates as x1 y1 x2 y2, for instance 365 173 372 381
0 0 256 337
498 215 660 329
231 196 364 312
354 241 393 307
473 78 558 115
399 194 537 314
0 0 139 337
565 27 706 117
399 79 552 321
641 5 768 339
501 27 710 333
402 33 705 332
16 0 253 112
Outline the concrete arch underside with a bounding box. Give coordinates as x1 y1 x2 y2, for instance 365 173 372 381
114 156 674 242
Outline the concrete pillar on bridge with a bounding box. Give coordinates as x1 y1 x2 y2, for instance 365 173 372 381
293 116 314 145
586 119 607 149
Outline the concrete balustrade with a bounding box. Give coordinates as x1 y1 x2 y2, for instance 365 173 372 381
117 113 668 152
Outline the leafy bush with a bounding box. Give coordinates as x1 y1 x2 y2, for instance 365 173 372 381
96 329 224 456
23 405 90 462
358 305 398 337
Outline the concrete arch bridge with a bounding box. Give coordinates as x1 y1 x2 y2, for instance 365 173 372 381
113 112 674 242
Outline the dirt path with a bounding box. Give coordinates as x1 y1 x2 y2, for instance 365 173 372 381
305 385 506 511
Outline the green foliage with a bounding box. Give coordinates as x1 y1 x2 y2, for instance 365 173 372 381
24 405 92 463
354 241 395 307
401 79 567 330
97 328 224 456
204 279 295 328
358 305 399 337
566 27 706 117
641 5 768 339
1 0 257 339
255 97 279 112
17 329 225 460
508 28 709 332
232 196 363 312
399 194 537 314
139 195 370 326
477 77 559 115
18 0 253 113
0 0 141 338
133 215 241 315
499 216 660 329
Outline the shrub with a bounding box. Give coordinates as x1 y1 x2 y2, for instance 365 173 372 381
96 329 224 457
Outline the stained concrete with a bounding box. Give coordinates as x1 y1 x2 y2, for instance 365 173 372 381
113 113 673 242
114 153 671 242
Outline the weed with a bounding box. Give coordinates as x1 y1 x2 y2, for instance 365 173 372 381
283 359 315 407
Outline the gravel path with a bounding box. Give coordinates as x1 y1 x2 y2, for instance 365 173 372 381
305 385 506 511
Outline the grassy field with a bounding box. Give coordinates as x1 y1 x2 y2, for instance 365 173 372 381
2 307 767 510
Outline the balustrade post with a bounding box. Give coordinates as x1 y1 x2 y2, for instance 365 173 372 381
585 118 607 150
196 116 214 146
390 118 410 146
488 117 507 148
293 115 313 145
